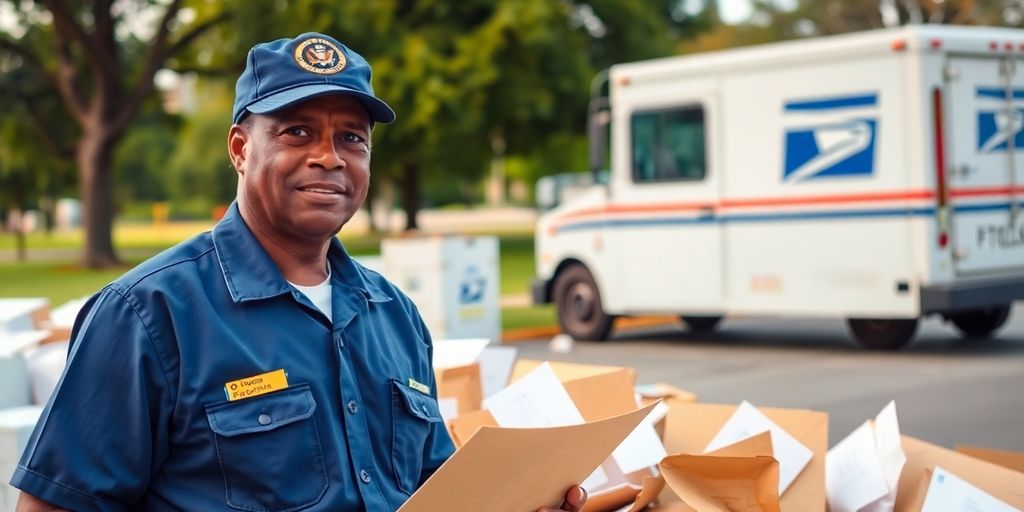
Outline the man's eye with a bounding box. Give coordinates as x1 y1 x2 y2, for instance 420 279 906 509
285 127 309 137
342 133 366 143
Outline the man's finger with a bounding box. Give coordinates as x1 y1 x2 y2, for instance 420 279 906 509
535 485 588 512
564 485 587 511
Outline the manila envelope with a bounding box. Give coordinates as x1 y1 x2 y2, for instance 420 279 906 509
894 435 1024 511
659 454 780 512
659 432 780 512
436 363 483 415
955 444 1024 474
661 402 827 511
582 476 665 512
398 402 659 512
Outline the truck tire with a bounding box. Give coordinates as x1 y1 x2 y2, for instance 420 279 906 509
681 315 723 333
846 318 919 350
553 264 614 341
949 305 1011 339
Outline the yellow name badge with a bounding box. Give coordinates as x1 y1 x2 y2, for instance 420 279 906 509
225 369 289 401
407 378 430 395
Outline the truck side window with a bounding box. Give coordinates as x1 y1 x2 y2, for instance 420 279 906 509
631 106 706 183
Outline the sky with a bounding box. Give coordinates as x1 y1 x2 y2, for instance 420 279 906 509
718 0 798 24
718 0 755 24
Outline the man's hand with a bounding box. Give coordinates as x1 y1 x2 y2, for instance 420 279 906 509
537 485 587 512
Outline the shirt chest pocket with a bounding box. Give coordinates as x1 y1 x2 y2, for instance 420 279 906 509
390 379 443 495
205 384 328 512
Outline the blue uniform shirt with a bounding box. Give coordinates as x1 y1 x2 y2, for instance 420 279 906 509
12 203 454 511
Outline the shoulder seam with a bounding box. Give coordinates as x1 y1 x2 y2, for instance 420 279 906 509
122 246 216 293
106 285 179 418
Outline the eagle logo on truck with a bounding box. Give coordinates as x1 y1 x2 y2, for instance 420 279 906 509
977 87 1024 154
782 93 878 182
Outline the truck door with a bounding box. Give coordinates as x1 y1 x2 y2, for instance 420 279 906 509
946 55 1024 276
609 97 723 311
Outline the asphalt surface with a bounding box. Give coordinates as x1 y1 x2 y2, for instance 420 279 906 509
514 303 1024 452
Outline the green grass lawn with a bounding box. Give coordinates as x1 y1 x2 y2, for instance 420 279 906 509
0 227 553 331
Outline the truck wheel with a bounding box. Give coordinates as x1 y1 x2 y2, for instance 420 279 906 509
949 305 1011 339
553 264 614 341
681 315 723 333
846 318 919 350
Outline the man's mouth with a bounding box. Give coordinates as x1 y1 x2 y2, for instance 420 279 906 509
296 184 345 195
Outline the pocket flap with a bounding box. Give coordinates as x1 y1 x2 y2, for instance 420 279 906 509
206 385 316 437
392 380 443 423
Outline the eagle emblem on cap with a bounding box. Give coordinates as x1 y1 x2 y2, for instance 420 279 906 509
294 37 346 75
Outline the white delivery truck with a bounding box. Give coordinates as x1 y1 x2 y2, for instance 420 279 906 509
532 25 1024 349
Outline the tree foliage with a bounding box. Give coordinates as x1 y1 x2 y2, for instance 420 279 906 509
177 0 712 229
0 0 229 266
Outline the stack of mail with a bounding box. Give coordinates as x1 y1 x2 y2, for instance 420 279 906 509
424 349 1024 512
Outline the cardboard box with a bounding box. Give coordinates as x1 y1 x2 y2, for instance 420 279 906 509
0 299 49 334
660 401 827 511
637 383 698 441
955 444 1024 475
0 406 44 512
435 363 482 415
511 360 638 423
447 362 640 449
895 435 1024 510
39 327 73 345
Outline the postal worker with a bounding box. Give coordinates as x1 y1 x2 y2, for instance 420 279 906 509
11 32 586 512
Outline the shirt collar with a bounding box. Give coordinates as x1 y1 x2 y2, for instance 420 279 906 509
212 202 391 304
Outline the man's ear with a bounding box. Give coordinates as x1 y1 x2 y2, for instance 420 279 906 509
228 124 249 175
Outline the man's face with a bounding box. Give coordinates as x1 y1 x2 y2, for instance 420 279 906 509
230 95 371 243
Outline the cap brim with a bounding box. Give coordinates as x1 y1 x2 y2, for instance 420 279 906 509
243 83 396 124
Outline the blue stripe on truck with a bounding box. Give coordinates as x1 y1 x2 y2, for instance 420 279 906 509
784 93 878 111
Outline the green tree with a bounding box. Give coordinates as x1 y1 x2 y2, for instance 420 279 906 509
0 0 229 267
0 48 76 260
113 104 179 206
0 104 73 261
165 80 236 217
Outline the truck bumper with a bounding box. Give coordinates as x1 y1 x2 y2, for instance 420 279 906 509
920 276 1024 313
532 278 551 305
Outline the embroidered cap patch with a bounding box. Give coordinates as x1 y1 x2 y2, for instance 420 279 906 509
294 37 346 75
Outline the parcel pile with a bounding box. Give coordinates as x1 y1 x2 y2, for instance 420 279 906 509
412 339 1024 512
0 297 86 509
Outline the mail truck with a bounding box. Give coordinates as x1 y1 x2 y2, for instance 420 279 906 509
532 25 1024 349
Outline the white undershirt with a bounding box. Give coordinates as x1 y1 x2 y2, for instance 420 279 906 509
289 265 332 322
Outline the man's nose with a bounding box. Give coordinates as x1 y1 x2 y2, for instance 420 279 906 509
308 135 345 170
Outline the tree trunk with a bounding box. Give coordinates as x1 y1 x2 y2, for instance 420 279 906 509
401 161 421 231
78 129 119 268
15 228 26 262
14 207 26 263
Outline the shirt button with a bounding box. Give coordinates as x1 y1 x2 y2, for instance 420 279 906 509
257 413 272 426
360 469 371 484
348 401 359 414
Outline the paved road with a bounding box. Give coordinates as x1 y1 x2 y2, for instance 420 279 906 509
514 303 1024 452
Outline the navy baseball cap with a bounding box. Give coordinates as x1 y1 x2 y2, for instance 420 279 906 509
232 32 395 124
